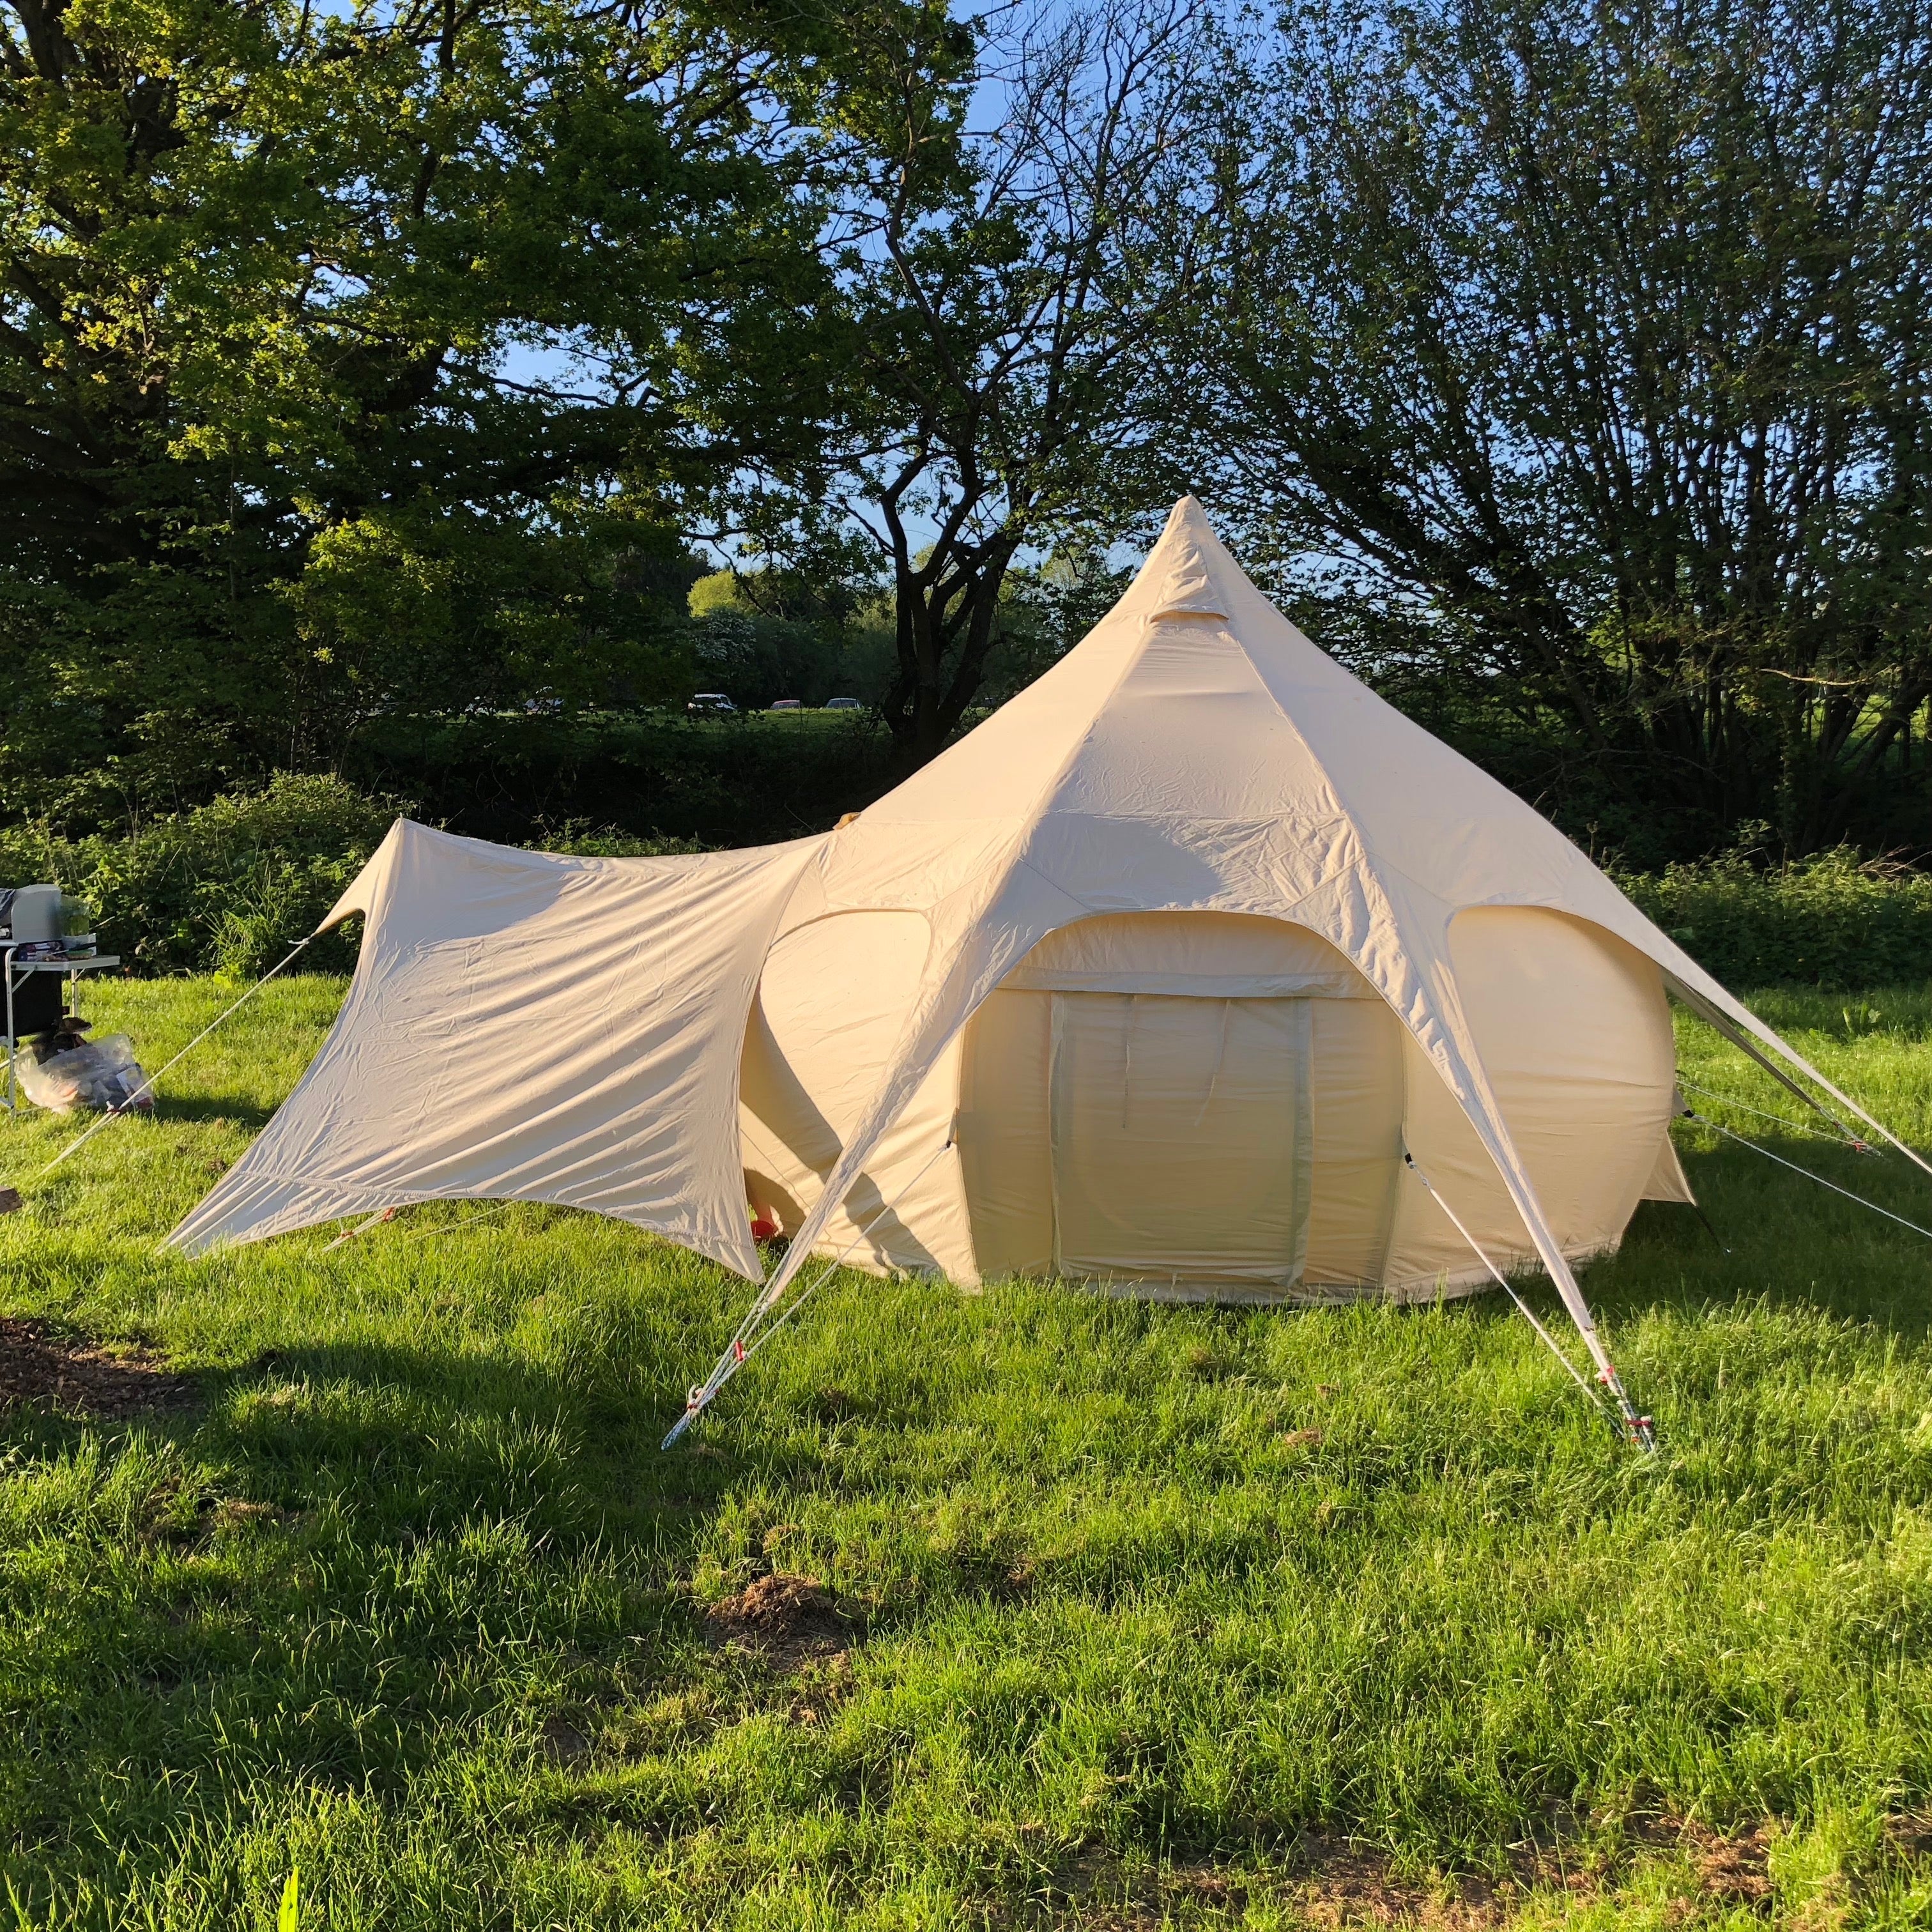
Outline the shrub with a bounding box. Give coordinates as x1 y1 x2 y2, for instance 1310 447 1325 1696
0 775 399 977
1613 849 1932 990
533 824 709 858
0 779 730 977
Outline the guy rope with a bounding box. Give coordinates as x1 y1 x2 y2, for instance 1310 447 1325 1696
40 934 316 1178
1402 1151 1653 1451
1677 1100 1932 1241
664 1130 957 1448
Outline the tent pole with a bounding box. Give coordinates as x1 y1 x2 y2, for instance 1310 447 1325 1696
1402 1154 1646 1448
1667 976 1932 1181
1689 1198 1728 1252
663 1133 956 1448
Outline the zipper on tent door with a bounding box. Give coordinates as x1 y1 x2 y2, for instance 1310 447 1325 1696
1283 997 1315 1290
1047 992 1066 1279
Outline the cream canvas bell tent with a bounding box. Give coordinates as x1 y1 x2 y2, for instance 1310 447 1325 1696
167 497 1923 1438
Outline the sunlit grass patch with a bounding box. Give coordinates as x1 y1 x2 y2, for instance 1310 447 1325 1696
3 977 1932 1926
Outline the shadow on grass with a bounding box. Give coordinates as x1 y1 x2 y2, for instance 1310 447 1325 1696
1597 1130 1932 1335
144 1091 284 1131
13 1128 1929 1878
0 1327 749 1859
213 1331 750 1531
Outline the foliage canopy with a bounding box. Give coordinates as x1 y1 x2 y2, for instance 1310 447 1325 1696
7 0 1932 863
0 0 914 822
1177 0 1932 859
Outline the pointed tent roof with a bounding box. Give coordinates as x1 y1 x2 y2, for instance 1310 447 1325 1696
747 498 1928 1381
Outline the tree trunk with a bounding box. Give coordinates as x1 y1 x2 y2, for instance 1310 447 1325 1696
882 542 1016 771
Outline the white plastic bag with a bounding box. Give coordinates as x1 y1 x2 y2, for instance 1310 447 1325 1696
17 1034 153 1114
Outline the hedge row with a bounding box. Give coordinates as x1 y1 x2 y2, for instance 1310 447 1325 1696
349 707 896 848
6 779 1931 988
0 776 393 978
1611 850 1932 991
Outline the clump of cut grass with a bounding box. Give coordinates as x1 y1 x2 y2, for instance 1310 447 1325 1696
4 977 1932 1927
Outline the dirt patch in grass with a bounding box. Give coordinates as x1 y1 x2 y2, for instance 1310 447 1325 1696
1286 1821 1777 1926
0 1317 195 1420
1280 1839 1506 1929
1678 1821 1772 1904
1036 1855 1249 1929
1278 1823 1775 1928
786 1648 855 1726
1031 1821 1781 1929
537 1714 593 1768
707 1571 852 1664
814 1384 863 1423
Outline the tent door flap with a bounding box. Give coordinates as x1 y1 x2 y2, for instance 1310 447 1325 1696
1046 992 1312 1288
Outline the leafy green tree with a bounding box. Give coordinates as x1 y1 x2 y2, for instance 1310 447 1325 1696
688 563 894 708
726 0 1207 769
0 0 887 825
1176 0 1932 857
976 548 1135 707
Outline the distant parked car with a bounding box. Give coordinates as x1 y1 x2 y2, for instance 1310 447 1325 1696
823 696 863 712
769 698 803 711
687 693 737 716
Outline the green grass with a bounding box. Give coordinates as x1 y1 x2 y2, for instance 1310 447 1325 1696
6 977 1932 1928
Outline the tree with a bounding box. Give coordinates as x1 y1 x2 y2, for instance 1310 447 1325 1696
0 0 891 825
1179 0 1932 857
726 0 1208 769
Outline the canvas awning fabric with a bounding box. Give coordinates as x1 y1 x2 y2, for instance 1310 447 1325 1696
169 498 1922 1388
165 824 824 1277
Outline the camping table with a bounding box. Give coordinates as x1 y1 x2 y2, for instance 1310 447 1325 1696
2 947 122 1112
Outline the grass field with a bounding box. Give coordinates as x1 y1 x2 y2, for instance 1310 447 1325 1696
5 977 1932 1929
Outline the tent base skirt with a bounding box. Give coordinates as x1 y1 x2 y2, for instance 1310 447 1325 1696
1062 1253 1614 1307
1070 1273 1497 1307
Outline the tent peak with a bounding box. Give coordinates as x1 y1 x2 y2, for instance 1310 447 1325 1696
1140 494 1232 622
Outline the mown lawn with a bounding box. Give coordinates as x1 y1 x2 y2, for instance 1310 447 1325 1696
4 977 1932 1929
